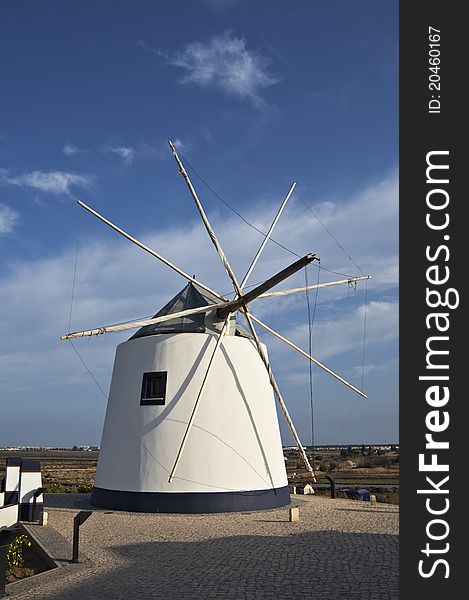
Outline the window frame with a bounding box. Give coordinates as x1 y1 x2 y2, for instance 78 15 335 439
140 371 168 406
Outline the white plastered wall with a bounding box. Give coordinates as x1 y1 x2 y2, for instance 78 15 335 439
95 333 288 494
19 472 43 504
5 464 20 492
0 504 18 530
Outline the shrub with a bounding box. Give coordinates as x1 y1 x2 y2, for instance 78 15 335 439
77 482 93 493
7 534 31 569
47 482 62 493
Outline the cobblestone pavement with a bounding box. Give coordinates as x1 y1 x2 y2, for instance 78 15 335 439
10 494 398 600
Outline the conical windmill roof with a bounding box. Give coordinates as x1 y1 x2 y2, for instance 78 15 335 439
129 282 250 340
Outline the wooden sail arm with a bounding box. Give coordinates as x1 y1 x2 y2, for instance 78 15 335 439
168 140 243 298
168 318 230 483
77 199 226 302
248 313 367 398
241 307 315 478
240 182 296 290
60 301 231 340
217 253 319 319
256 275 372 299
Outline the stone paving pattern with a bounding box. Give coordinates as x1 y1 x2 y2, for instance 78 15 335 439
10 494 398 600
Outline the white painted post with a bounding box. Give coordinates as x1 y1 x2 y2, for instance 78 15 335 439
289 507 300 523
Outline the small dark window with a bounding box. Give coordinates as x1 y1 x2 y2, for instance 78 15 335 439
140 371 167 406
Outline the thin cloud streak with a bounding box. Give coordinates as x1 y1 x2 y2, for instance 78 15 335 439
62 144 89 156
107 146 136 164
103 141 168 164
0 203 19 234
0 168 91 196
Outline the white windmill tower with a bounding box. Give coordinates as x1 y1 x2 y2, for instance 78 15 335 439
61 141 369 513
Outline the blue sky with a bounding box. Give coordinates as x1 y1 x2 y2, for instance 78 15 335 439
0 0 398 447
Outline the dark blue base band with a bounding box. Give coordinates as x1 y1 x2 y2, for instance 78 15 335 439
90 485 290 513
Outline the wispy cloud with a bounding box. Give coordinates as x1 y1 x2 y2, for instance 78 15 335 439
107 146 136 164
136 40 159 55
103 141 165 165
0 203 19 234
172 138 187 152
350 359 397 379
62 143 88 157
163 31 278 108
277 301 398 363
0 168 91 196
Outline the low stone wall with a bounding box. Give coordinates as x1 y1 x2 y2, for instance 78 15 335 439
0 503 18 530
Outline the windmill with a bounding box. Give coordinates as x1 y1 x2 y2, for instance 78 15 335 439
61 141 370 513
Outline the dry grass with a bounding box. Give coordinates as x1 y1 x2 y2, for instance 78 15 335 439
0 449 97 493
1 448 399 501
